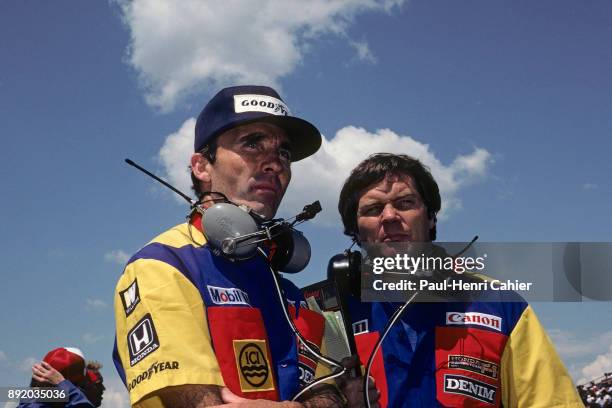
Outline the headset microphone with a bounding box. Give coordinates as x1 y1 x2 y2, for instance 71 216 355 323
125 158 319 273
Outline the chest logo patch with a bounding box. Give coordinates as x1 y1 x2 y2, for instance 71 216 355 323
448 355 499 379
233 340 275 392
444 374 497 404
128 314 159 366
120 278 140 317
446 312 502 332
208 285 251 306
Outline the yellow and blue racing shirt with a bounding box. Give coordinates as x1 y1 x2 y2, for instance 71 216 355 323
347 297 583 407
113 218 325 407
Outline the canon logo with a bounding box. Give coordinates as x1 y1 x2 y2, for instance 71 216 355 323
446 312 502 332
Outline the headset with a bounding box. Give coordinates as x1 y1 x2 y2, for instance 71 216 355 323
125 159 347 399
125 159 319 273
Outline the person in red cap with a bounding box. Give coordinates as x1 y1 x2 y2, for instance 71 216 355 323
18 347 99 408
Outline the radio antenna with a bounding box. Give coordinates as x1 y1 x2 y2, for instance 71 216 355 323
125 158 197 206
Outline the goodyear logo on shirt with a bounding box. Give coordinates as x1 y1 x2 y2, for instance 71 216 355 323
208 285 251 306
233 340 275 392
127 360 179 391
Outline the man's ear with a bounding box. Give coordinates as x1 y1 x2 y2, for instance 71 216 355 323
191 153 212 188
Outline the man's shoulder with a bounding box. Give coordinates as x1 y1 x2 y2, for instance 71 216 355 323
115 222 206 284
146 222 202 249
127 222 206 260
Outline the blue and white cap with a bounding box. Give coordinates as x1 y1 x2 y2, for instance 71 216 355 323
195 85 322 161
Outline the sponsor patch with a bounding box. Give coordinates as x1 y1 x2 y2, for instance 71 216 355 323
234 94 290 116
120 278 140 317
444 374 497 404
297 339 318 385
233 340 275 392
127 360 179 391
128 314 159 366
208 285 251 306
448 355 499 379
446 312 502 332
353 319 369 335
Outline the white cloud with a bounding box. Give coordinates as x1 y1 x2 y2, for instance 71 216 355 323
548 329 612 384
157 118 197 203
350 40 377 63
579 344 612 384
282 126 492 225
549 329 612 359
0 350 6 363
17 357 37 372
100 378 130 408
118 0 404 111
157 123 493 225
104 249 130 265
3 402 18 408
583 182 598 190
86 298 108 310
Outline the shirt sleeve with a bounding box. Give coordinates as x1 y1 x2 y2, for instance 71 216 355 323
58 380 95 408
500 305 584 407
114 254 224 407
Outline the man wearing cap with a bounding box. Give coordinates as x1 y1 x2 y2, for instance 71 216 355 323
113 86 351 407
19 347 96 408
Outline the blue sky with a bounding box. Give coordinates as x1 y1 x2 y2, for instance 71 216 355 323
1 1 611 405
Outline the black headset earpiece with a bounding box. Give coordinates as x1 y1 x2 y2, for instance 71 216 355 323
268 229 311 273
327 249 362 298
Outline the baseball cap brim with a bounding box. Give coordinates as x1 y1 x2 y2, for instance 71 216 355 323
257 116 322 162
213 115 322 162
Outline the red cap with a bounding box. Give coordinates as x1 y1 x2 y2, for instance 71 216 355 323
42 347 86 383
85 368 103 384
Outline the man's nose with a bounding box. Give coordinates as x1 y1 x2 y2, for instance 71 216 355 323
381 203 400 223
261 149 285 173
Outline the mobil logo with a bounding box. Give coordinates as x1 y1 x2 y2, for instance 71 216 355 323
208 285 251 306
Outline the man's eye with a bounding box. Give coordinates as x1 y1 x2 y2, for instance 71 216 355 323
361 206 382 216
395 199 415 210
244 139 260 149
279 148 292 161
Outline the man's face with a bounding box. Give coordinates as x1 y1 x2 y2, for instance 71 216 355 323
193 122 291 219
356 173 434 244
